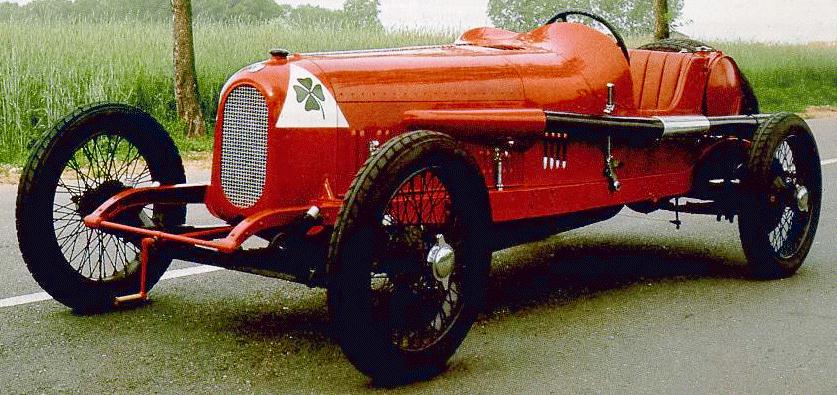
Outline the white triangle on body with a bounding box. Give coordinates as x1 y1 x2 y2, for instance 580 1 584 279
276 64 349 128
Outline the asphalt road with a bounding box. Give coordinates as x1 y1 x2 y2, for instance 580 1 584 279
1 119 835 394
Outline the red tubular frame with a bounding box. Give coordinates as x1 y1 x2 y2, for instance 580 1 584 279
113 237 154 305
83 183 340 254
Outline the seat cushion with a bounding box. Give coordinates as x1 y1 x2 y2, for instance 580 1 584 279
628 49 707 114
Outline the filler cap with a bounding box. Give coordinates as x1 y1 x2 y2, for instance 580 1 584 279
270 48 291 58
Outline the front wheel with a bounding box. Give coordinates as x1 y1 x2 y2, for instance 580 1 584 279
738 113 821 279
16 103 186 312
328 131 492 383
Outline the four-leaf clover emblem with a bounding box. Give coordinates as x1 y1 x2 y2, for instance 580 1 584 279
293 78 326 119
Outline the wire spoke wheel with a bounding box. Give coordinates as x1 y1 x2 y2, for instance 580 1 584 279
372 168 464 352
765 139 813 258
16 104 185 312
739 112 821 278
328 131 491 383
54 133 157 282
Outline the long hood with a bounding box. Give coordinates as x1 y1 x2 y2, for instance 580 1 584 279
300 44 530 103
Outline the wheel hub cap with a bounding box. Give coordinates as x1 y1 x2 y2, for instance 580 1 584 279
427 234 455 281
795 185 810 213
74 180 127 218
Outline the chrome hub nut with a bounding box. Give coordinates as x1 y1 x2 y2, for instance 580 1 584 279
428 234 455 280
795 185 810 213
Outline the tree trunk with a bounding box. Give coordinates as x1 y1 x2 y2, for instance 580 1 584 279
654 0 671 40
172 0 206 137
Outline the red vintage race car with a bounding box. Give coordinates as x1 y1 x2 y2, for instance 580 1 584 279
17 11 822 383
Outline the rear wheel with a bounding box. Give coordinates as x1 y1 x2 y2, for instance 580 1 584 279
738 113 821 279
328 131 492 383
16 103 186 312
638 38 714 53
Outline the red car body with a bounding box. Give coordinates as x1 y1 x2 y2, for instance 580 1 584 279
200 23 748 227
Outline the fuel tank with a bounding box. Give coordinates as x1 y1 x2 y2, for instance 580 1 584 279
205 22 633 222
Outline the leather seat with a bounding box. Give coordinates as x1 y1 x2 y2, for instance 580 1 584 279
628 49 708 115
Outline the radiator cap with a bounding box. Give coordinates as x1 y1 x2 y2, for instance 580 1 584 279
270 48 291 58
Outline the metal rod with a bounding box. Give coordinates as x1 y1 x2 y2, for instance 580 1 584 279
493 147 504 191
604 83 616 114
114 237 154 305
96 220 236 252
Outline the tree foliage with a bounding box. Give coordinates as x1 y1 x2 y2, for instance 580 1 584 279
343 0 382 30
0 0 380 26
193 0 291 22
487 0 686 34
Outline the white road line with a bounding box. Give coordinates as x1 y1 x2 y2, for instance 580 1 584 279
0 292 52 308
2 156 837 309
160 265 223 280
0 265 224 309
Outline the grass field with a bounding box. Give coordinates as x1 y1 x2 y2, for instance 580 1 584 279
0 19 451 164
719 41 837 115
1 19 835 165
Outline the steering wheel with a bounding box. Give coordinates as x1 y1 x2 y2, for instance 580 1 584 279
546 10 630 62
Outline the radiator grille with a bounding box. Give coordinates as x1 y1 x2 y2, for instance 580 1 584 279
220 85 269 208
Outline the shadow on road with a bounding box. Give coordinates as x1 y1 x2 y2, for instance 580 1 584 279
220 232 750 342
226 299 333 344
484 233 750 314
188 230 752 345
196 229 755 387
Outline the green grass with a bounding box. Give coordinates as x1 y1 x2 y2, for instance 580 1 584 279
0 20 834 165
0 19 452 164
718 42 837 113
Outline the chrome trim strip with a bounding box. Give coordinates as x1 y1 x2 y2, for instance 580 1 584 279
654 115 711 135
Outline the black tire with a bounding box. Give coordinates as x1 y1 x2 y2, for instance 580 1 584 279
637 38 714 53
16 103 186 313
638 38 760 114
738 113 821 279
328 131 492 383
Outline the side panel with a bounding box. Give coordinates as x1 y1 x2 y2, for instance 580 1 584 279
334 101 528 191
488 171 692 222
